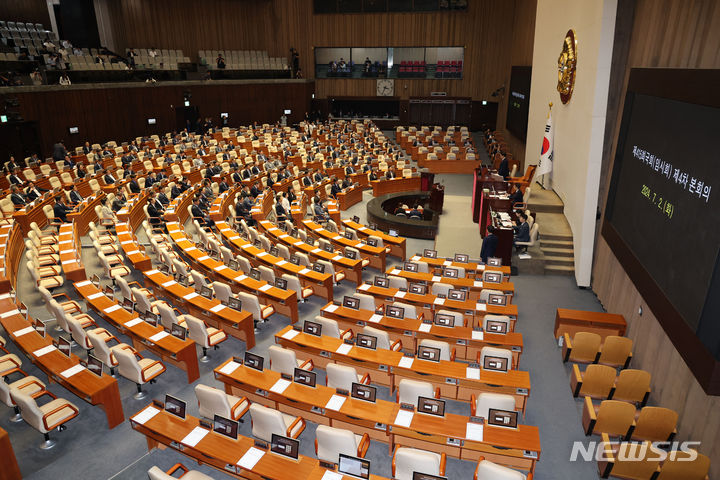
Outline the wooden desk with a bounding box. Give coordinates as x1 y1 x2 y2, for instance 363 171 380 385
142 269 256 348
302 220 387 272
385 267 515 303
0 427 21 480
554 309 627 340
337 185 363 210
130 405 319 480
371 177 422 197
215 361 540 473
0 297 124 428
12 191 60 234
67 192 106 236
258 220 364 285
74 281 200 383
342 220 406 260
57 223 85 282
0 224 17 293
275 325 529 414
409 254 512 281
115 221 153 272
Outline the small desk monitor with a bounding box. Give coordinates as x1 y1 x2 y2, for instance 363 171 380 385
412 473 447 480
253 240 262 249
171 323 187 340
228 297 242 311
144 312 160 327
487 257 502 266
351 382 376 403
274 277 288 290
484 272 502 284
323 243 335 253
57 336 72 357
355 333 377 350
373 276 389 288
487 408 518 428
164 394 186 419
213 414 239 440
227 259 239 271
385 305 405 319
488 293 507 306
343 296 360 310
87 354 104 377
270 434 299 460
417 345 441 362
403 262 418 272
289 254 301 265
344 249 357 260
417 396 446 417
269 246 279 257
486 319 508 334
409 283 426 295
388 229 399 237
442 268 459 278
344 231 354 240
122 298 135 312
423 249 437 258
303 320 322 336
352 216 360 223
200 285 213 299
366 238 378 247
448 289 467 301
434 313 455 327
338 454 371 479
454 253 469 263
312 263 325 274
244 351 264 371
249 268 261 280
91 274 101 288
34 319 46 338
293 367 316 387
483 355 509 372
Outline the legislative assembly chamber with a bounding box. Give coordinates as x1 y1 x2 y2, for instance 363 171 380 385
0 1 717 479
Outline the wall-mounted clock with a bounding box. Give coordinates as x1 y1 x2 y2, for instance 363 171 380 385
557 29 577 104
376 79 394 97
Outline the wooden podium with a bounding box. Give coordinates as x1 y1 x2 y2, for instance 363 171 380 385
429 183 444 213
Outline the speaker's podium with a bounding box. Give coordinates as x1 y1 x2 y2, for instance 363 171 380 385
472 167 514 266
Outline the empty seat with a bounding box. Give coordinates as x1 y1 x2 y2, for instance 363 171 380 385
325 363 370 391
0 368 45 423
392 446 446 480
418 339 454 361
396 379 439 407
315 425 370 464
249 403 305 442
582 397 636 438
11 389 79 449
471 392 516 418
630 406 678 442
597 336 633 369
268 345 313 376
474 458 528 480
361 326 401 351
479 346 513 371
113 346 166 399
562 332 602 364
309 316 352 341
482 314 511 333
184 315 227 362
194 384 249 422
147 464 214 480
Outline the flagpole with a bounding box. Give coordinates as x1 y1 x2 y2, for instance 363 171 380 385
540 102 552 190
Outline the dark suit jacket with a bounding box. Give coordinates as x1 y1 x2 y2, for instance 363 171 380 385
26 188 43 201
191 204 205 219
10 193 25 206
103 174 115 185
147 202 162 218
69 190 83 204
9 174 23 185
54 202 70 222
233 172 243 183
480 233 498 263
129 180 141 193
514 222 530 242
330 184 342 198
498 158 510 179
158 193 169 205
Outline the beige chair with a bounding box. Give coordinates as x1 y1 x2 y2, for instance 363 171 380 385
354 292 376 311
29 230 59 254
430 282 453 297
11 389 79 449
114 274 153 303
571 364 617 400
0 367 45 422
597 434 662 480
474 458 529 480
30 221 57 245
258 265 275 284
479 346 513 371
387 275 407 290
361 326 401 351
479 289 504 304
156 303 188 330
132 287 167 316
597 336 633 369
317 259 345 285
612 369 651 406
98 251 130 279
396 379 439 407
392 301 420 320
38 286 81 315
194 384 249 422
238 291 274 327
268 345 313 376
147 464 214 480
562 332 602 364
315 425 370 464
483 314 511 333
184 315 227 362
309 316 352 341
326 363 370 391
67 315 113 351
112 346 166 399
27 260 63 289
392 446 446 480
582 397 636 438
471 392 516 418
87 329 130 377
281 274 313 302
249 403 305 442
346 246 370 268
418 339 454 361
435 309 464 327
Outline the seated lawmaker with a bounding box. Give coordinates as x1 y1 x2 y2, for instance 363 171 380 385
53 196 72 222
480 226 498 264
513 213 530 247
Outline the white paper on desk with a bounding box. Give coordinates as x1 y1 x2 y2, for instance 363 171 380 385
411 255 420 261
258 284 272 292
75 280 91 287
121 240 134 245
61 259 76 265
324 304 338 313
241 244 252 250
12 326 35 336
358 283 371 291
466 367 481 380
197 256 210 261
390 269 400 275
466 422 484 442
431 275 441 282
478 265 486 271
358 226 368 232
186 246 197 252
60 364 85 378
321 471 343 480
124 318 143 328
33 345 57 357
210 304 225 313
336 343 352 355
280 234 290 239
145 269 159 276
418 323 432 333
59 240 72 244
394 409 414 428
475 303 487 312
294 241 304 246
471 330 484 340
433 297 445 306
257 252 268 258
149 331 170 342
298 268 310 275
473 280 484 288
214 265 228 272
368 314 382 323
162 280 177 287
325 394 346 411
126 250 140 256
270 378 291 394
398 356 414 369
237 447 265 470
333 235 342 241
218 361 241 376
332 255 343 261
236 274 248 281
281 329 299 340
132 406 160 425
181 426 209 447
276 260 288 266
443 260 452 267
183 292 199 300
395 291 406 299
230 236 241 241
104 305 121 314
88 292 104 300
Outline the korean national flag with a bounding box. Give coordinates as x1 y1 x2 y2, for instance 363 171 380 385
536 110 554 177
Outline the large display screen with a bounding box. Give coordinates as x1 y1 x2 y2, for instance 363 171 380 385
506 66 531 140
604 69 720 393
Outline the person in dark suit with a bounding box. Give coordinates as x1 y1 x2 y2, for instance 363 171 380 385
313 171 324 183
480 226 499 264
155 186 169 206
25 182 46 201
8 168 24 185
68 185 83 205
274 196 287 222
75 163 87 179
250 182 261 198
513 213 530 247
102 170 116 185
250 164 260 176
232 169 243 183
10 186 25 206
330 179 342 199
171 183 182 199
82 142 92 154
497 156 510 180
302 174 313 187
385 169 395 180
53 197 71 222
146 193 164 225
191 196 215 228
218 179 229 194
128 175 141 194
509 186 524 206
52 141 67 161
345 164 355 176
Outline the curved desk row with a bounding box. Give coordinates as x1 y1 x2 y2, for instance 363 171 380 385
302 219 386 271
385 267 515 303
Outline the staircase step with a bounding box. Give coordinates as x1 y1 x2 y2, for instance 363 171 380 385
540 239 573 248
527 203 565 214
545 265 575 275
544 255 575 266
541 247 574 257
541 233 573 241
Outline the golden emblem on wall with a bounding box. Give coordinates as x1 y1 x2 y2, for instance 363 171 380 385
557 29 577 104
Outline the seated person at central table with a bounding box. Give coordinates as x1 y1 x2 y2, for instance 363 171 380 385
513 213 530 247
314 199 329 221
408 204 423 217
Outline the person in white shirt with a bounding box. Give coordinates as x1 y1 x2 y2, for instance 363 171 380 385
59 73 71 86
280 192 291 213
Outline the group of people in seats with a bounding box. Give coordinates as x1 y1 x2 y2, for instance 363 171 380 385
562 330 711 479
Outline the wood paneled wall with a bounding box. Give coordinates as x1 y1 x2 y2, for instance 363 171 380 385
0 0 51 28
104 0 536 103
13 81 312 155
594 0 720 476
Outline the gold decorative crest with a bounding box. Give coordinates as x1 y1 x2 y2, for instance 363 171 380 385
557 29 577 104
